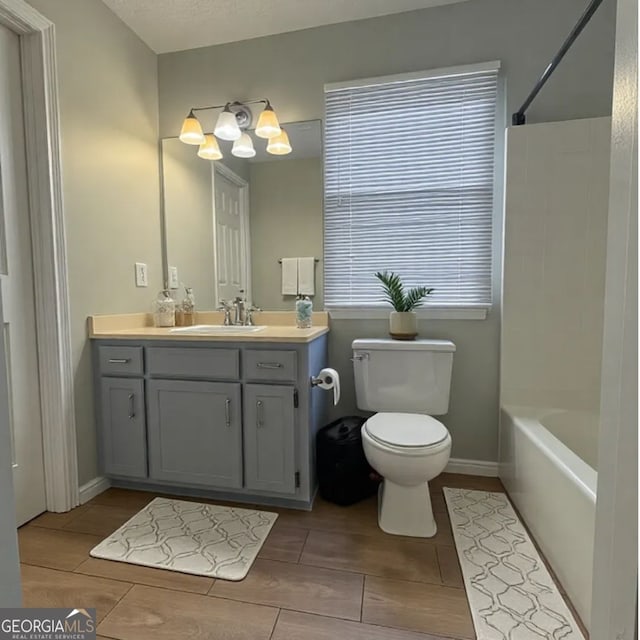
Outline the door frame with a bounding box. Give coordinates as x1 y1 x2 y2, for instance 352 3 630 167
590 0 637 635
212 162 251 307
0 0 78 511
0 292 21 604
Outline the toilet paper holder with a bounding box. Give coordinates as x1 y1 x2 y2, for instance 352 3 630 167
310 367 341 405
310 373 332 386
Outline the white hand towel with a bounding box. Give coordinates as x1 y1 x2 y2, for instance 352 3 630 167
298 257 315 296
281 258 298 295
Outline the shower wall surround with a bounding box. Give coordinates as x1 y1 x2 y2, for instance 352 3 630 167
502 117 611 413
500 117 610 626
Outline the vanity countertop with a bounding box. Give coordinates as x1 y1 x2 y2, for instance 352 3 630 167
88 311 329 343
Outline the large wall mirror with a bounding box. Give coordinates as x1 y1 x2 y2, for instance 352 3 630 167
161 120 323 311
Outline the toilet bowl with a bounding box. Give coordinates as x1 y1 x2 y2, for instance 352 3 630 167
361 412 451 538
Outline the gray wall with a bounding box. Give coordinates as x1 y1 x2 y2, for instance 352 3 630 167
29 0 162 485
158 0 615 136
158 0 615 462
249 158 323 310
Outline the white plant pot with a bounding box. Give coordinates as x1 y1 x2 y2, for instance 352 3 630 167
389 311 418 340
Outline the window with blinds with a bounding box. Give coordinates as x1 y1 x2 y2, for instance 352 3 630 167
323 62 500 310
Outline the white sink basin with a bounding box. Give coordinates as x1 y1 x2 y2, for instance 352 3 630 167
170 324 267 334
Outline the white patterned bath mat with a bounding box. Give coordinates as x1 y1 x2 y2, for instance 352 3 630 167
90 497 277 581
444 488 585 639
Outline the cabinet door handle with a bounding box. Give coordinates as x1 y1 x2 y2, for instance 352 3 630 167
256 400 264 428
225 398 231 428
128 393 136 419
109 358 131 364
257 362 283 369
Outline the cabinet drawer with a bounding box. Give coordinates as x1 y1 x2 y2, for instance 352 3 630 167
98 346 143 377
243 350 297 382
146 347 239 380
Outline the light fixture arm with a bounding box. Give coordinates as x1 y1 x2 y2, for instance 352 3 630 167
188 98 270 114
190 103 227 113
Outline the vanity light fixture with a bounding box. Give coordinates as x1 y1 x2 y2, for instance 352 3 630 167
266 128 292 155
178 99 292 160
255 102 281 138
232 133 256 158
179 109 205 145
214 104 242 141
197 134 223 160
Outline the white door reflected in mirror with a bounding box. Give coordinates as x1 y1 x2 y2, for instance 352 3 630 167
213 164 250 306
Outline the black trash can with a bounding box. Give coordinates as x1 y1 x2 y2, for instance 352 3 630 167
316 416 379 506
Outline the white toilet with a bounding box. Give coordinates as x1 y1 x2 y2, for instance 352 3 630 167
352 338 455 538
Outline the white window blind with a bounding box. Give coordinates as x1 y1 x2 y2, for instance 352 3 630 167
324 63 499 309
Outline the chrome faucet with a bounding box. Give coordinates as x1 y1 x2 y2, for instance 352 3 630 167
233 291 246 326
244 304 261 326
217 300 233 325
222 291 260 326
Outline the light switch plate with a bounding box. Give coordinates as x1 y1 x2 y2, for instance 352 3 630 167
135 262 148 287
168 266 179 289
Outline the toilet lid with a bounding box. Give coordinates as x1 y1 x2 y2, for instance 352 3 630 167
365 413 449 448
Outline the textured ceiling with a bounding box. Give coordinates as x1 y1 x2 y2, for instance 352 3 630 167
101 0 469 53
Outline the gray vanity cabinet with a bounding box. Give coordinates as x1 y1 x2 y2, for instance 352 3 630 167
147 379 242 488
243 384 296 495
93 334 329 510
100 377 147 478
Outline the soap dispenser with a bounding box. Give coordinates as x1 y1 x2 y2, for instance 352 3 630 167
153 290 176 327
295 295 313 329
181 286 196 326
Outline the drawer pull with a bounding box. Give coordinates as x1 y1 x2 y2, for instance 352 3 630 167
128 393 136 419
225 398 231 428
257 362 284 369
109 358 131 364
257 400 264 428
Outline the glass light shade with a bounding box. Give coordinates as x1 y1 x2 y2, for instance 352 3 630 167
231 133 256 158
214 109 242 141
179 111 205 145
255 105 281 138
266 129 292 155
197 134 223 160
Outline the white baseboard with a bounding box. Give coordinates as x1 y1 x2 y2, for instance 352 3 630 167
445 458 499 477
77 462 497 506
78 476 111 504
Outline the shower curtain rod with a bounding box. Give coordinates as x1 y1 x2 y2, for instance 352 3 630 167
512 0 606 126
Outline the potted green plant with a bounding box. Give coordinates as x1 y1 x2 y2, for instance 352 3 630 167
374 271 434 340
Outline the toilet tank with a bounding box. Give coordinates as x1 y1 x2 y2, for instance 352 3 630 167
352 338 455 415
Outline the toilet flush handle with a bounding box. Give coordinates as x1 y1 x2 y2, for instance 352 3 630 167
351 352 369 362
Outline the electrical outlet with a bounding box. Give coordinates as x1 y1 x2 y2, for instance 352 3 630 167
135 262 148 287
169 266 179 289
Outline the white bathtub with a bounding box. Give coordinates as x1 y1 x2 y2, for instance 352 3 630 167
499 405 597 630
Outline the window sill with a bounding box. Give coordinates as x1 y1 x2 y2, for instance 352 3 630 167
327 306 490 321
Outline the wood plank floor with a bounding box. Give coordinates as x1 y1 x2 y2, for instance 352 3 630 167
18 473 583 640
